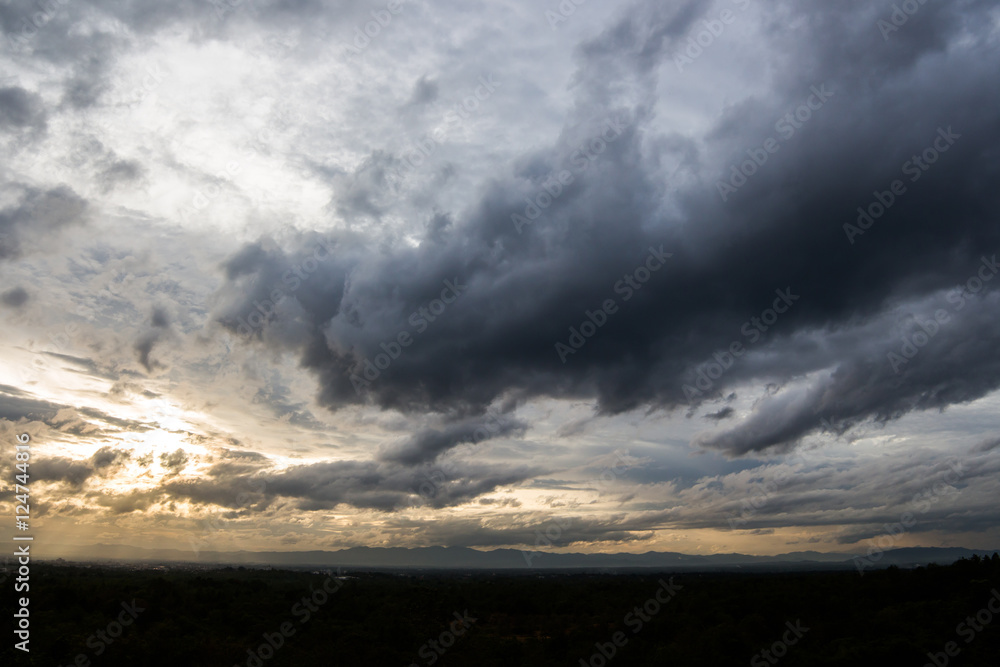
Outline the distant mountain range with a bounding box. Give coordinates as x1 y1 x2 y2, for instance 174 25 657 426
47 544 1000 571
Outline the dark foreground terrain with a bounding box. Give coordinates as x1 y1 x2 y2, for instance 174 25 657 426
3 556 999 666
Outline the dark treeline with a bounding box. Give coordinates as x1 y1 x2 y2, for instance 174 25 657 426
2 555 999 666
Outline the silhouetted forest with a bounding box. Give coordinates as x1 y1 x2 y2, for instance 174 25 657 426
3 555 999 666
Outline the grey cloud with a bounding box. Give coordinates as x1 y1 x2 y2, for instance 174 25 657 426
250 378 326 430
325 150 406 223
134 333 162 372
61 51 112 109
704 407 734 422
76 406 153 433
0 389 62 422
135 306 171 372
0 385 153 434
31 457 94 487
219 448 269 462
98 158 145 191
50 407 103 436
0 183 88 260
164 457 541 512
207 460 267 478
91 488 161 514
974 437 1000 453
655 453 1000 541
406 75 439 107
92 446 131 470
383 514 655 549
160 448 189 473
379 414 528 465
1 287 29 307
0 86 47 132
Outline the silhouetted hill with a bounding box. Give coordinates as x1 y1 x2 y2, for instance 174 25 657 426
47 543 999 571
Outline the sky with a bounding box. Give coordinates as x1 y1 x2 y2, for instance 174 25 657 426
1 0 999 559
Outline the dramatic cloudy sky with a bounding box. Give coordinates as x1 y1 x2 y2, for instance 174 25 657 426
1 0 999 559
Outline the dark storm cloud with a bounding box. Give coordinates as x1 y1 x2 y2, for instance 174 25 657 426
209 0 1000 457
